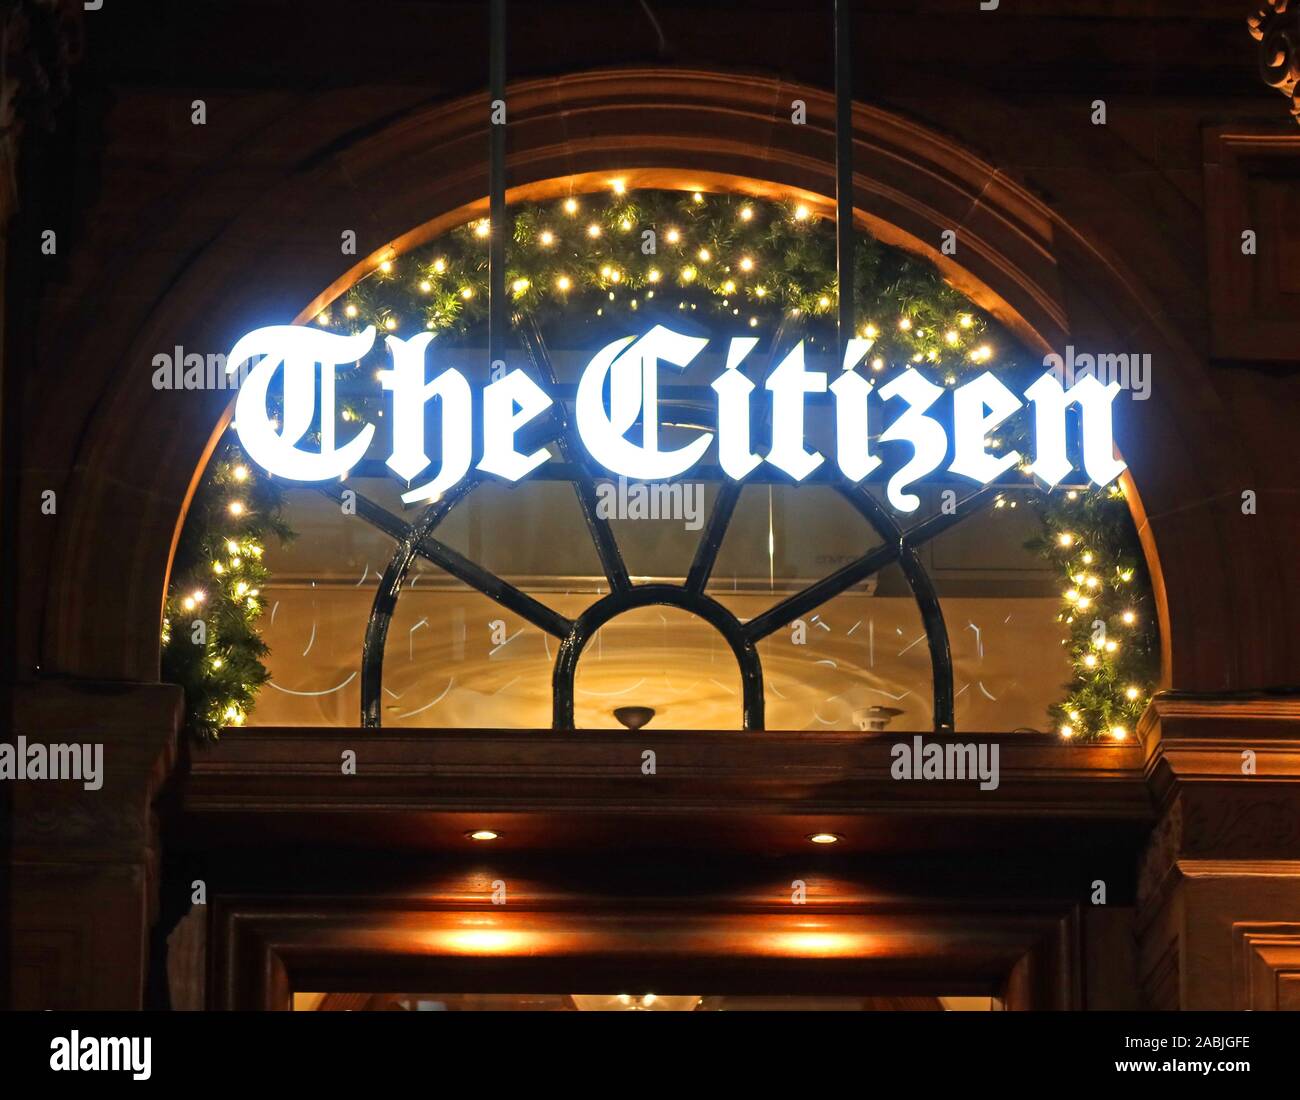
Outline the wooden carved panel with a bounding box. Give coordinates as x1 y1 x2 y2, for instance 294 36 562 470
1204 127 1300 360
1232 922 1300 1010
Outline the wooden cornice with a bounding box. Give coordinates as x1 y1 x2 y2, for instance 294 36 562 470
1139 692 1300 806
177 726 1152 857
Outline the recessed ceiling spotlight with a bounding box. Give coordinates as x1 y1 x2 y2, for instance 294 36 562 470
467 830 500 842
807 832 841 845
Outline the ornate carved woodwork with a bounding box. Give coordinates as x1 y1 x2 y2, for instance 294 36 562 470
1249 1 1300 125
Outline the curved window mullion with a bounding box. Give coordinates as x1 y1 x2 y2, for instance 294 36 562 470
518 316 630 594
552 584 764 731
355 479 480 727
316 483 574 641
740 540 901 646
840 483 1003 733
686 480 742 594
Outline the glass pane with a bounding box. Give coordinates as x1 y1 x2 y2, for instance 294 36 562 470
715 561 932 732
573 605 741 730
926 494 1072 733
602 478 714 583
710 483 882 594
433 479 606 596
383 585 555 727
248 487 394 726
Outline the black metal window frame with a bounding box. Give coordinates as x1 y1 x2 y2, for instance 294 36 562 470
304 0 1013 733
313 310 1008 733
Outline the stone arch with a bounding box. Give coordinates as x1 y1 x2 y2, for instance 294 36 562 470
28 68 1280 694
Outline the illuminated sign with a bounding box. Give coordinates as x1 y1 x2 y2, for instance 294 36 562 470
226 323 1126 512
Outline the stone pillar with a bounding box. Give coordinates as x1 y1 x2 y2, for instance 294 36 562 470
1138 694 1300 1010
9 682 180 1009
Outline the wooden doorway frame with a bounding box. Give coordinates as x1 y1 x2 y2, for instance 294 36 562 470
211 894 1081 1011
178 727 1149 1011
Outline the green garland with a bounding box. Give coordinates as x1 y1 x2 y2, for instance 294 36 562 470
162 442 291 739
1027 483 1159 740
166 186 1157 741
331 189 988 373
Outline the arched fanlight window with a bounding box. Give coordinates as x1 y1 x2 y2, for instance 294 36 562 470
165 187 1157 739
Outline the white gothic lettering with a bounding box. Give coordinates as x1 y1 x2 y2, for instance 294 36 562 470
226 323 1126 512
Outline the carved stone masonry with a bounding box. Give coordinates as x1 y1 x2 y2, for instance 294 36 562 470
1250 0 1300 124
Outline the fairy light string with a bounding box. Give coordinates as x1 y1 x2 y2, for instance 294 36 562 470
162 448 291 738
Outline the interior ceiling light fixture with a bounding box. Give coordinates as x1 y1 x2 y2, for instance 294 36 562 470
613 705 655 730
